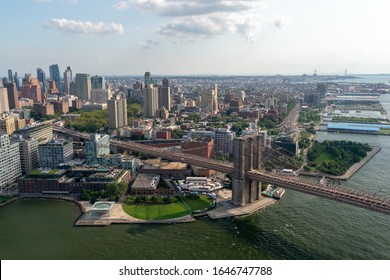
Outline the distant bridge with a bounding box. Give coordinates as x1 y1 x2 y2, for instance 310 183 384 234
54 127 390 215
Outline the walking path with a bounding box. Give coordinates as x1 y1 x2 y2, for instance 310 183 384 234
207 189 276 219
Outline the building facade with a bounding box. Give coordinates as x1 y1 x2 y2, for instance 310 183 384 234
0 130 22 191
4 83 19 109
75 73 91 101
16 123 53 144
20 74 42 103
214 128 235 155
143 85 159 117
49 64 61 90
38 139 74 168
11 136 39 175
0 87 9 113
63 66 72 95
108 94 128 129
85 134 110 164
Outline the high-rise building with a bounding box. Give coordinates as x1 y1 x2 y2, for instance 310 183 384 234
159 77 171 111
16 123 53 144
13 72 20 90
0 116 16 134
108 94 128 129
49 64 61 90
4 83 20 110
143 85 159 117
37 68 47 93
212 84 218 114
199 89 213 114
214 128 236 155
91 88 112 104
0 87 10 113
63 66 72 95
144 72 152 85
0 130 22 191
20 74 43 103
38 139 74 169
11 136 39 175
85 133 110 164
91 75 106 89
75 73 91 101
8 69 13 83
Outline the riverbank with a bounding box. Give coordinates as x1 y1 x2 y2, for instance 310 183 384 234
299 145 382 180
75 203 196 226
75 189 277 226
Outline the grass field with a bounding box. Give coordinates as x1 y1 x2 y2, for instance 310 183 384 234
183 195 212 212
314 152 334 164
123 202 190 220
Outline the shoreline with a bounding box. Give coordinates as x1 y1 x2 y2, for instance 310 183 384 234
1 192 277 226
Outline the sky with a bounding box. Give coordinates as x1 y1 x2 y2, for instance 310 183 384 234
1 0 390 77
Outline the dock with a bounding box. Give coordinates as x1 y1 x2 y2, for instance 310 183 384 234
206 189 276 219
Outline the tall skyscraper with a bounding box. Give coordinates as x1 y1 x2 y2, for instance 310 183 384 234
20 74 43 103
159 78 171 111
63 66 72 95
13 72 20 90
91 75 106 89
75 73 91 101
4 83 20 109
0 87 10 113
199 85 218 115
144 72 152 85
0 130 22 191
213 84 218 114
37 68 47 93
108 94 128 129
8 69 13 83
143 85 159 117
49 64 61 90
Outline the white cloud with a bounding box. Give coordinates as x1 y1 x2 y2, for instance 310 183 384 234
270 15 292 28
137 40 160 49
47 18 124 35
35 0 78 3
115 0 272 42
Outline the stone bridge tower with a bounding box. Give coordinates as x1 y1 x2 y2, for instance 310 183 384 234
232 133 265 206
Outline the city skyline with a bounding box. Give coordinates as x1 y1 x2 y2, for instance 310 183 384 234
1 0 390 76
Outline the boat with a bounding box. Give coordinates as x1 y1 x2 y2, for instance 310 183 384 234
273 188 285 199
261 185 286 199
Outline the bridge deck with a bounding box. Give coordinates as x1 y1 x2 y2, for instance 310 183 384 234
54 127 390 215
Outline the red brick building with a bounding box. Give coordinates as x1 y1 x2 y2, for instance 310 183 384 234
181 138 214 158
34 103 55 116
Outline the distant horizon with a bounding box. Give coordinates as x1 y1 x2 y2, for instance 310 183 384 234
1 1 389 77
3 71 390 79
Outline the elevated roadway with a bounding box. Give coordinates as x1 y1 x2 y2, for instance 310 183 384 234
54 127 390 215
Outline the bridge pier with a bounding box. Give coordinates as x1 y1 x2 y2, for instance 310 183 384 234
232 135 263 206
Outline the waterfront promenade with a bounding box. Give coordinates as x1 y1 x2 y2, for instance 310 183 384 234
75 190 277 226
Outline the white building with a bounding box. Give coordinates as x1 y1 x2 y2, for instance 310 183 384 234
0 130 22 191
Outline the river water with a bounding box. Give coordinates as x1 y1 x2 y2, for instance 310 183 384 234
1 96 390 260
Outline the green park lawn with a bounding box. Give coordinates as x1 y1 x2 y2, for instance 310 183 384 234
314 152 334 164
183 195 212 212
123 202 190 220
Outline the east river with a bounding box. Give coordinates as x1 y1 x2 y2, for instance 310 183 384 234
1 96 390 260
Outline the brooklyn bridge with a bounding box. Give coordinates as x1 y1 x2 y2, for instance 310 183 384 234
54 127 390 215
